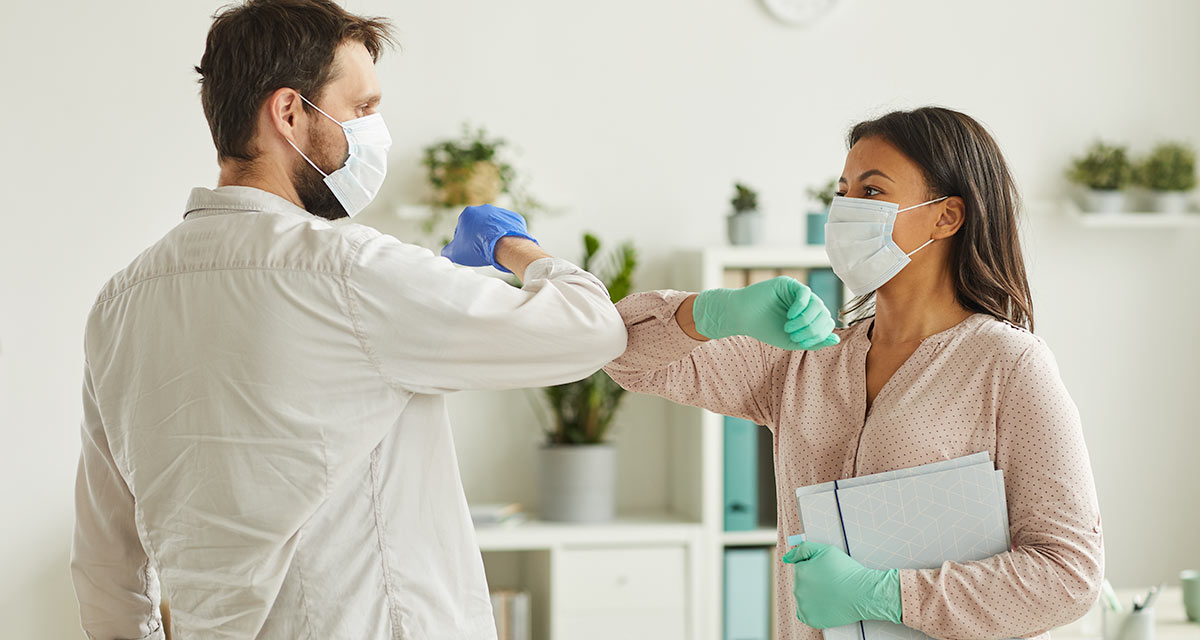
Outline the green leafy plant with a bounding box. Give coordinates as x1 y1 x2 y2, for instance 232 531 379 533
730 182 759 214
806 178 838 209
1135 142 1197 191
1067 141 1133 190
542 233 637 445
422 125 516 207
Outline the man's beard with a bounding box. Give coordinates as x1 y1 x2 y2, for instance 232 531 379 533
291 125 349 221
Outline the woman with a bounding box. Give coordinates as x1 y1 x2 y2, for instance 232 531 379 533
604 107 1102 639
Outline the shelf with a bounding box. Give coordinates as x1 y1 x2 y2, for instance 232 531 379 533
721 528 779 547
700 245 833 269
474 512 704 551
1062 200 1200 228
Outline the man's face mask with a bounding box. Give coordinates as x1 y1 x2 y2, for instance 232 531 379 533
286 94 391 218
823 195 948 296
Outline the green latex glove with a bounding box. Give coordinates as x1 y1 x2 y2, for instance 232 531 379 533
692 277 840 350
782 541 902 629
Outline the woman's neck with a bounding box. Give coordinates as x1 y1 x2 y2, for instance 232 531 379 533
870 268 972 346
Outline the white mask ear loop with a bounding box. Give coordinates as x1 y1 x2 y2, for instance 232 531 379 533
897 195 949 214
284 93 347 178
899 195 948 257
905 237 935 257
285 137 329 178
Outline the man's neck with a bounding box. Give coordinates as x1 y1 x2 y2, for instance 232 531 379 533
217 161 304 209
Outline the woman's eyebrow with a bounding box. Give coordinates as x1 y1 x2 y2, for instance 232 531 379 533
858 169 894 182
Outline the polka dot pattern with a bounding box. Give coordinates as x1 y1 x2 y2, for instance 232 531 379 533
604 290 1104 640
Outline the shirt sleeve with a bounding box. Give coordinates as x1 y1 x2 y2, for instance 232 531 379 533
344 233 627 394
71 360 165 640
898 340 1104 639
601 290 790 428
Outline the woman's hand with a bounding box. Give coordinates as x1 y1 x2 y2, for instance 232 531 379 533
783 541 902 628
688 277 840 350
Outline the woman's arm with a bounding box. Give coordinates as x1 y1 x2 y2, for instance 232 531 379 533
602 290 789 428
898 341 1103 639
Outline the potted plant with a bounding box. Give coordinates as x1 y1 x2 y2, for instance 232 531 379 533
727 182 763 245
423 125 514 207
805 178 838 245
1067 141 1133 214
538 233 636 523
1135 142 1196 214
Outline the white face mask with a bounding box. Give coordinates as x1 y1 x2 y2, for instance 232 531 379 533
823 194 948 296
286 95 391 217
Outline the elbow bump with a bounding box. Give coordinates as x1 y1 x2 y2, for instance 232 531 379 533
595 317 628 366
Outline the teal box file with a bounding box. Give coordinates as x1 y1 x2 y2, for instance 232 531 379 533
723 416 758 531
723 547 770 640
807 268 843 326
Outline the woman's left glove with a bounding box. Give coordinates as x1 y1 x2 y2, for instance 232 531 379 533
782 541 902 629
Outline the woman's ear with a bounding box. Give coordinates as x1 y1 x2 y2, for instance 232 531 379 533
932 196 966 240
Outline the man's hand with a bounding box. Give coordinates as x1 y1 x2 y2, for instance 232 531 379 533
690 277 840 350
441 204 539 273
782 541 902 629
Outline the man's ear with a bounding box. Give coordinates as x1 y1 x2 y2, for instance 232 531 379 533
932 195 966 240
265 87 304 145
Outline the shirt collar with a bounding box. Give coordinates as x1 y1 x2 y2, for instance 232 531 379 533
183 186 321 222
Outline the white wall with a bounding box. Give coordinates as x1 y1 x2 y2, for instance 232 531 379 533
2 0 1197 635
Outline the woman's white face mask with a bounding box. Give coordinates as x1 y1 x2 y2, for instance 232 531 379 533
823 195 948 296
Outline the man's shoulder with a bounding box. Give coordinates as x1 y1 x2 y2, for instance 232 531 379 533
89 214 388 310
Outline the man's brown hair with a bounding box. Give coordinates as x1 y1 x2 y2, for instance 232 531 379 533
195 0 395 162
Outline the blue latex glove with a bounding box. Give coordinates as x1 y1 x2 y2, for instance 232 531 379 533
782 541 902 629
441 204 538 273
692 276 840 350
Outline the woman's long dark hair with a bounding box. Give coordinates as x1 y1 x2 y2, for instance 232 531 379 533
842 107 1035 332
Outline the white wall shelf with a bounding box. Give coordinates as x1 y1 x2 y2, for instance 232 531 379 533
1063 199 1200 228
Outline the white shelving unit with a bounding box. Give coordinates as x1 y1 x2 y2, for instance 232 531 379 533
673 246 848 640
472 245 845 640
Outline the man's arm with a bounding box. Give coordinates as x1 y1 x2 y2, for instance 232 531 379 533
346 228 626 394
493 236 552 283
72 360 165 640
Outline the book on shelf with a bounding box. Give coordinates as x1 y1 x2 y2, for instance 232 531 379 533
490 590 531 640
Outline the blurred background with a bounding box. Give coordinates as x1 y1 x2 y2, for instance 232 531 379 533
1 0 1198 637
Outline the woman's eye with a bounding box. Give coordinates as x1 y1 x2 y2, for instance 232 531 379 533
835 191 846 197
863 186 882 197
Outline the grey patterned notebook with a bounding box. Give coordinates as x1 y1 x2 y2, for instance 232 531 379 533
793 453 1011 640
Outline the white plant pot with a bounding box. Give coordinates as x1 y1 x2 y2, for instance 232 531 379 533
727 210 764 245
538 444 616 523
1150 190 1191 214
1082 189 1126 214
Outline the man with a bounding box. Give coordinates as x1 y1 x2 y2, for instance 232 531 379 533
70 1 626 637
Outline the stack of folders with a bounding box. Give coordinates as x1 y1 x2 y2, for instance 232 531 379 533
489 590 531 640
470 503 526 528
794 452 1011 640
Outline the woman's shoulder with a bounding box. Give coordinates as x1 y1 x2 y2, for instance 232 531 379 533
956 313 1055 370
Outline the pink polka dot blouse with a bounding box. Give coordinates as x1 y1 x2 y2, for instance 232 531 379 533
603 289 1104 640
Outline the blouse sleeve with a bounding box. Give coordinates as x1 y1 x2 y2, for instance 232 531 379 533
602 290 792 428
898 340 1104 639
